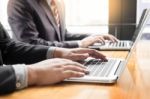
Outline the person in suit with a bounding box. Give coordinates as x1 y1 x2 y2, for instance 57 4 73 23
7 0 118 48
0 22 107 94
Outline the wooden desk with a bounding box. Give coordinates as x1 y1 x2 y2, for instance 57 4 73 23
1 41 150 99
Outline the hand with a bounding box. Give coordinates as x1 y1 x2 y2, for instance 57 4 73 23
102 34 119 42
27 58 89 86
80 34 118 48
53 48 107 61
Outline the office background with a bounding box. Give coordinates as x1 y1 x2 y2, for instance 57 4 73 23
0 0 150 39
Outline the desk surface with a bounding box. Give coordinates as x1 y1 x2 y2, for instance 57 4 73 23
1 41 150 99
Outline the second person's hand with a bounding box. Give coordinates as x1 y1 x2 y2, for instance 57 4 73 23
53 48 107 61
80 34 118 48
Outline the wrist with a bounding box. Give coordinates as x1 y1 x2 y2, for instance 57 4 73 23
77 41 83 48
53 48 65 58
47 47 57 59
12 64 28 89
27 65 37 86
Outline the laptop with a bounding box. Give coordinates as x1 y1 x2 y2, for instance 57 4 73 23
88 9 149 51
64 9 150 83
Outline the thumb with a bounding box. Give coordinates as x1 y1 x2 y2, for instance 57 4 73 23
69 53 89 61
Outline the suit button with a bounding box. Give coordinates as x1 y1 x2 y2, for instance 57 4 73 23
16 82 21 88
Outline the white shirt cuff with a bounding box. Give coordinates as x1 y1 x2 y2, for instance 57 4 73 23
12 64 28 90
46 47 57 59
77 41 82 47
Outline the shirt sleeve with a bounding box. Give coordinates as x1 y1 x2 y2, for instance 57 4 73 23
11 47 57 90
46 47 57 59
77 41 82 47
12 64 28 90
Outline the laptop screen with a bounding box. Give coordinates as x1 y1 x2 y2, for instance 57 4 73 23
116 9 150 77
128 9 150 61
132 9 150 42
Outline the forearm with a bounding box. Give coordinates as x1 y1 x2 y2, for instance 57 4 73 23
12 64 28 89
0 66 16 94
26 65 37 86
11 47 57 89
3 39 49 64
65 30 90 41
21 38 80 48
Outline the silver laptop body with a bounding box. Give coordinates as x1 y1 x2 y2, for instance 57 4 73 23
88 9 149 51
65 9 150 83
65 57 124 83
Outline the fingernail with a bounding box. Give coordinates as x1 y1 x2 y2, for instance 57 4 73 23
85 70 90 74
104 58 108 62
83 69 89 74
84 53 89 57
79 73 85 76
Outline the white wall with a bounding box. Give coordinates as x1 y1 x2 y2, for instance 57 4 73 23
0 0 9 28
137 0 150 24
137 0 150 33
0 0 12 37
64 0 109 34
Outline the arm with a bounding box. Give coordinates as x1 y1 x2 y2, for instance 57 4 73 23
0 66 16 94
0 22 48 94
0 22 49 94
7 0 78 48
0 59 86 94
0 23 49 65
0 26 106 94
65 29 90 41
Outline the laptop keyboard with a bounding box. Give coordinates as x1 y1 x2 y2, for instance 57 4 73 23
83 59 118 77
93 41 130 48
108 41 127 47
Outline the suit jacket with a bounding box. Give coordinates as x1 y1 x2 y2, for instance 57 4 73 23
0 23 49 94
8 0 89 48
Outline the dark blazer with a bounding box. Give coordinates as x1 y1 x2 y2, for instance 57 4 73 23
8 0 89 48
0 23 49 94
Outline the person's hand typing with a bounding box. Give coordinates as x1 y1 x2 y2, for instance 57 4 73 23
53 48 107 61
27 58 89 86
80 34 119 48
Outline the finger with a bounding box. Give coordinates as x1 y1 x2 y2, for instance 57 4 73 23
105 35 118 42
110 35 119 42
92 36 105 44
88 49 107 61
71 48 108 61
63 70 85 79
94 39 104 44
64 61 86 68
97 36 105 44
69 53 89 61
54 58 76 64
85 38 99 46
105 36 115 42
110 37 117 43
114 37 119 42
72 49 107 60
71 48 96 54
87 36 105 46
52 58 83 68
56 58 73 62
63 65 89 74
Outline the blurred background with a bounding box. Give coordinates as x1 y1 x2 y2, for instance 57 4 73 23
0 0 150 39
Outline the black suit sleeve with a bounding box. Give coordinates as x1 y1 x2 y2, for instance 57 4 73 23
0 66 16 94
0 24 49 65
0 23 49 94
7 0 79 48
65 29 90 41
